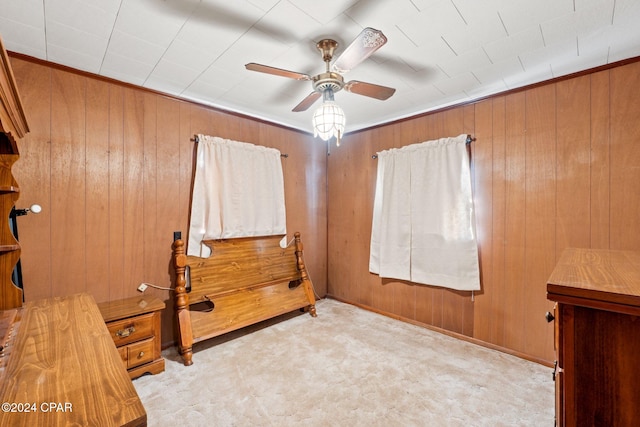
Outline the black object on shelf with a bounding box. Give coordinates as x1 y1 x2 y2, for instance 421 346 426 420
9 207 23 292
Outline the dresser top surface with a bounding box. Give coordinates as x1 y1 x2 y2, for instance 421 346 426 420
0 293 146 426
547 248 640 308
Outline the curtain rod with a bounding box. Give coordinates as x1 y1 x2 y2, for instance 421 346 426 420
191 135 288 158
371 134 475 159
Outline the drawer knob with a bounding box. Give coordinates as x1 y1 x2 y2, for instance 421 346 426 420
138 351 145 359
116 326 136 338
545 311 554 323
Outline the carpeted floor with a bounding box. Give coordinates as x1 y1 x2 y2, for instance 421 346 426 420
134 298 554 426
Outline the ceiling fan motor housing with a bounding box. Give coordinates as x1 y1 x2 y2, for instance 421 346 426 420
313 72 344 94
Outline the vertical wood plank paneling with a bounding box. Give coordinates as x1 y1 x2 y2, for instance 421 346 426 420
490 96 506 347
307 133 328 296
324 134 358 302
50 69 86 295
351 132 374 307
610 62 640 251
108 84 125 301
327 133 350 300
85 79 110 303
556 76 591 253
524 84 556 361
341 133 363 305
335 133 361 303
472 99 494 342
191 104 216 138
157 97 182 346
280 128 329 290
364 132 381 310
414 282 433 325
502 92 527 353
178 102 193 239
589 71 610 249
217 111 258 142
10 59 52 301
122 88 145 297
156 97 181 283
214 111 240 140
142 93 159 301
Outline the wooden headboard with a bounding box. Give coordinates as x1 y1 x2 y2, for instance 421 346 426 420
172 232 317 365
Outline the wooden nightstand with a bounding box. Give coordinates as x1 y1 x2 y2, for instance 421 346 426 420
98 295 165 380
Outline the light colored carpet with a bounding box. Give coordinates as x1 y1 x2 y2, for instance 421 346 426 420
134 298 554 426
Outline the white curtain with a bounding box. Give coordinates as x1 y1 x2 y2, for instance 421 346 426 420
369 134 480 291
187 135 286 257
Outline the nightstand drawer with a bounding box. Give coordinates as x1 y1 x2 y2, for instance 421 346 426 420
106 312 155 346
98 295 166 379
126 338 156 369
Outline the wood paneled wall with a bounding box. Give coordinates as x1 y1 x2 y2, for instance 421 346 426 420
9 57 327 347
327 60 640 364
9 53 640 364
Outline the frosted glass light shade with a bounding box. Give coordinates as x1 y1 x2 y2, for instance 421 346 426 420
312 101 345 146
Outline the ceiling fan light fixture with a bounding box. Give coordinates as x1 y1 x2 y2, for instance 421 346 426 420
246 27 394 146
312 100 345 146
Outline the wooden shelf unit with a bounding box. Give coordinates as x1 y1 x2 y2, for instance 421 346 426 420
0 185 18 193
0 34 29 312
98 295 165 379
547 248 640 427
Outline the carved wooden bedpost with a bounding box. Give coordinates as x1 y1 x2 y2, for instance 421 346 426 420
294 232 317 317
172 239 194 366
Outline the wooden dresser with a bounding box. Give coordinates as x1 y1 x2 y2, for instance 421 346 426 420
547 248 640 427
98 295 165 379
0 293 146 426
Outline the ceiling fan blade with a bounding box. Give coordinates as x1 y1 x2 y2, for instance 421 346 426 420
292 92 322 112
344 81 396 100
245 63 311 81
332 27 387 73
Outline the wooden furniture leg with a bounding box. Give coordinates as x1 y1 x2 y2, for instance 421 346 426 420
295 232 317 317
172 239 193 366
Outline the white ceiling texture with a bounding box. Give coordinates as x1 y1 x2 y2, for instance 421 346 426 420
0 0 639 135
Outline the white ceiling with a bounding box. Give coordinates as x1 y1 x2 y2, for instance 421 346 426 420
1 0 639 134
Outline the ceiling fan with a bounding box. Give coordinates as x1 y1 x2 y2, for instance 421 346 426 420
245 27 396 113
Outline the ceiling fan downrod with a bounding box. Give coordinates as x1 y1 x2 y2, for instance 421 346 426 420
316 39 338 66
312 39 344 95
